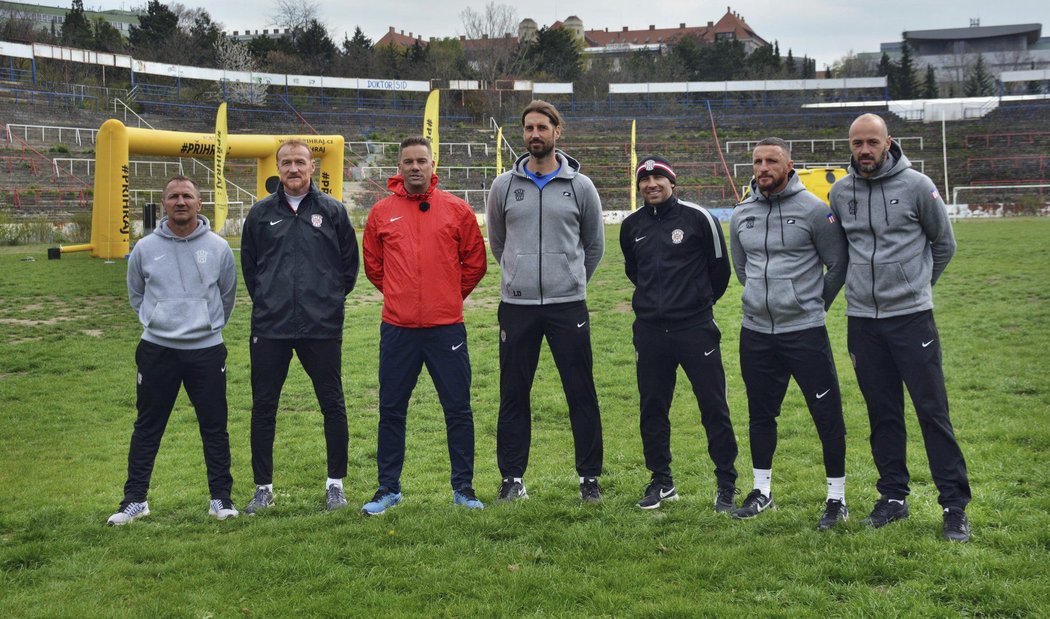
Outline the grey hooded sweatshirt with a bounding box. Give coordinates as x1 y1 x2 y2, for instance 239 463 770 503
486 150 605 304
829 141 955 319
127 215 237 350
731 171 847 334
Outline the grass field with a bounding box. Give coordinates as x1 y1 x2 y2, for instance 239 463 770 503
1 218 1048 617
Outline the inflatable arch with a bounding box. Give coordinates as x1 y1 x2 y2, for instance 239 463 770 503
65 119 345 259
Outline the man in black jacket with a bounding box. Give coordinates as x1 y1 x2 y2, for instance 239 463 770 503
240 140 359 514
619 156 738 511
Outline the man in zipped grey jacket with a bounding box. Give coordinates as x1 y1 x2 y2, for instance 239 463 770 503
108 175 238 526
486 99 605 503
829 113 971 542
730 138 849 530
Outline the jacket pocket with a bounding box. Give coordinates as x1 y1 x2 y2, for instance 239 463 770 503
874 252 928 312
540 253 582 300
505 253 540 300
766 278 806 324
146 298 212 339
845 262 876 312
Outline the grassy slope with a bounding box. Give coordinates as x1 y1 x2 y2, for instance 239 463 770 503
0 219 1048 617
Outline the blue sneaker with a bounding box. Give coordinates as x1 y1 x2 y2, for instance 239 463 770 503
361 487 402 516
453 487 484 510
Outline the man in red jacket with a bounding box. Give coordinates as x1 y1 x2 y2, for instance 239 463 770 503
361 136 488 515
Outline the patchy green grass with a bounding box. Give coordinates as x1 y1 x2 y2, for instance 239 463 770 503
1 218 1048 616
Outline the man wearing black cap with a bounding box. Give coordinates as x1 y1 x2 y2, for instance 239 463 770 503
619 156 739 511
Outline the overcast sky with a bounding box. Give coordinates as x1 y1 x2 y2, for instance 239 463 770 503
79 0 1049 70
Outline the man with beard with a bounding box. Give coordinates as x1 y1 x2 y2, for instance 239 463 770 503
485 100 606 503
829 114 971 542
360 137 488 514
241 140 359 515
620 156 739 512
730 138 849 529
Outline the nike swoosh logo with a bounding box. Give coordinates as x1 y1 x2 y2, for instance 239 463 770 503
577 322 587 328
452 342 464 351
221 365 226 373
634 236 646 242
153 255 165 261
816 389 830 399
704 349 716 356
922 339 935 348
659 488 676 499
269 220 284 226
390 216 403 222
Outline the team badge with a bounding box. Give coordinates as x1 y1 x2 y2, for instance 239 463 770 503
671 229 684 244
195 250 208 264
311 214 323 227
514 189 526 202
848 199 857 216
745 216 755 229
826 213 837 224
931 189 941 201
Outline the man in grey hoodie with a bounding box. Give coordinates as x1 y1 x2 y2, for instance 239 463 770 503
108 175 238 525
829 113 971 542
730 138 849 530
486 99 605 503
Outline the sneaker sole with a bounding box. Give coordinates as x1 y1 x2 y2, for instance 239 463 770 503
107 508 150 526
638 494 679 510
862 514 908 528
496 491 528 503
731 504 776 520
210 511 239 521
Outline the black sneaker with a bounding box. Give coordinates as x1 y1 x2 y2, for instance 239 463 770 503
942 507 970 542
244 486 274 515
817 499 849 530
496 478 528 503
714 486 737 513
862 497 909 528
580 478 602 503
731 489 775 519
637 479 678 510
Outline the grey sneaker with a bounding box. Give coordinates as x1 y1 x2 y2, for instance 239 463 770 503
714 486 737 513
497 478 528 503
942 507 970 542
732 489 775 519
209 498 239 520
244 486 275 515
580 478 603 503
107 501 150 526
326 485 348 511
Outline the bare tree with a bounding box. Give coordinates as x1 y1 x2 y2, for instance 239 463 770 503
214 37 268 104
460 2 523 82
831 50 878 78
270 0 320 34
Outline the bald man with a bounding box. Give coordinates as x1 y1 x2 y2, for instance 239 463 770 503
829 113 970 542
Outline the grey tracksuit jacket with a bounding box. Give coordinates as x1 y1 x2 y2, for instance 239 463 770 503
731 172 848 334
486 150 605 304
829 142 956 319
127 215 237 350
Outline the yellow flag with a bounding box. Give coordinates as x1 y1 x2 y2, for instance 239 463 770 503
630 119 638 211
213 102 229 234
424 89 440 168
495 125 503 175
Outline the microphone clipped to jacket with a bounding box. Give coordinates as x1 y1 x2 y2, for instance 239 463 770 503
419 201 430 212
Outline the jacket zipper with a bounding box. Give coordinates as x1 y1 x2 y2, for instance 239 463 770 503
537 182 544 303
866 182 879 318
763 203 775 333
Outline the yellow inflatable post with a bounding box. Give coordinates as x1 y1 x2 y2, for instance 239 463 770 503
68 120 344 259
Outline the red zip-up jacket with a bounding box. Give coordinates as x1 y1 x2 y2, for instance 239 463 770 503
363 174 487 327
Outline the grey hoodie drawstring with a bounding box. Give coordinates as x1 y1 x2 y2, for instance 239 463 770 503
878 182 890 225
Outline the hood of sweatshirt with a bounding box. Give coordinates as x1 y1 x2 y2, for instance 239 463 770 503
387 173 439 199
509 149 582 180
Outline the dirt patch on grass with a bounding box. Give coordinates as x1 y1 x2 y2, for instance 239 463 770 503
82 329 104 337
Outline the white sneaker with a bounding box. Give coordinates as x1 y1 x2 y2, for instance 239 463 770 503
209 498 240 520
107 501 150 526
